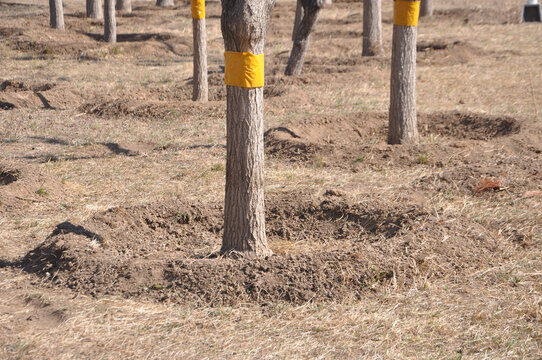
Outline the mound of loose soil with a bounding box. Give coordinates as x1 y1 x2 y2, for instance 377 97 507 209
0 79 55 92
19 191 505 305
302 55 389 74
80 98 179 119
417 40 484 66
0 79 81 110
422 112 521 140
264 111 522 165
435 7 519 25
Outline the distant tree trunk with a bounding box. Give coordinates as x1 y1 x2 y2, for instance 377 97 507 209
87 0 103 19
49 0 65 30
420 0 433 17
292 0 303 41
156 0 174 7
104 0 116 43
285 0 324 76
192 5 208 101
116 0 131 13
221 0 275 257
388 0 419 144
362 0 382 56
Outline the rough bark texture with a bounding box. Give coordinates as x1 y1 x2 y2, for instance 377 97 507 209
420 0 433 17
388 24 418 144
87 0 103 20
221 0 275 257
156 0 174 7
116 0 132 13
285 0 324 76
104 0 116 43
362 0 382 56
49 0 65 30
292 0 303 42
192 18 208 102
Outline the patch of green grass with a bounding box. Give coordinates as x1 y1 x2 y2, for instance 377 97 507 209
36 186 48 196
211 163 224 172
355 154 365 163
417 152 430 165
109 46 123 56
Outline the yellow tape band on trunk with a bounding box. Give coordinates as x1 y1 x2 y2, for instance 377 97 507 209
224 51 264 88
191 0 205 19
394 0 420 26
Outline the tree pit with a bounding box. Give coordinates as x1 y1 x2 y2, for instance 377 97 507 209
19 192 503 305
265 112 523 168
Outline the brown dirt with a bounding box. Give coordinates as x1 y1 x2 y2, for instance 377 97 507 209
0 292 68 333
264 111 540 196
265 111 523 163
0 161 65 212
1 0 541 358
0 78 81 110
434 7 520 25
16 190 507 305
423 112 521 140
416 40 484 66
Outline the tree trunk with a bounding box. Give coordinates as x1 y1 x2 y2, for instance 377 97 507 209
156 0 174 7
285 0 324 76
104 0 116 43
221 0 275 257
49 0 65 30
87 0 103 19
420 0 433 17
292 0 303 42
116 0 131 13
388 1 419 144
324 0 331 5
192 17 208 101
362 0 382 56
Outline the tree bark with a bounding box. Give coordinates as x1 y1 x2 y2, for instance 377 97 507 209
49 0 65 30
156 0 174 7
221 0 275 257
362 0 382 56
104 0 116 43
292 0 303 42
285 0 324 76
116 0 132 13
192 17 208 102
388 16 418 144
420 0 433 17
87 0 103 19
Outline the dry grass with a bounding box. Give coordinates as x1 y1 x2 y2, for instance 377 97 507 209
1 0 541 358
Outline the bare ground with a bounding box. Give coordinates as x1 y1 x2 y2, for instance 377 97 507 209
0 0 541 358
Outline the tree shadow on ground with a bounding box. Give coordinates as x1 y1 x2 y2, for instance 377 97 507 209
0 222 103 274
82 32 174 43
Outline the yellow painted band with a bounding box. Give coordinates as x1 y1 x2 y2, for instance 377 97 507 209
394 0 420 26
191 0 205 19
224 51 264 88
